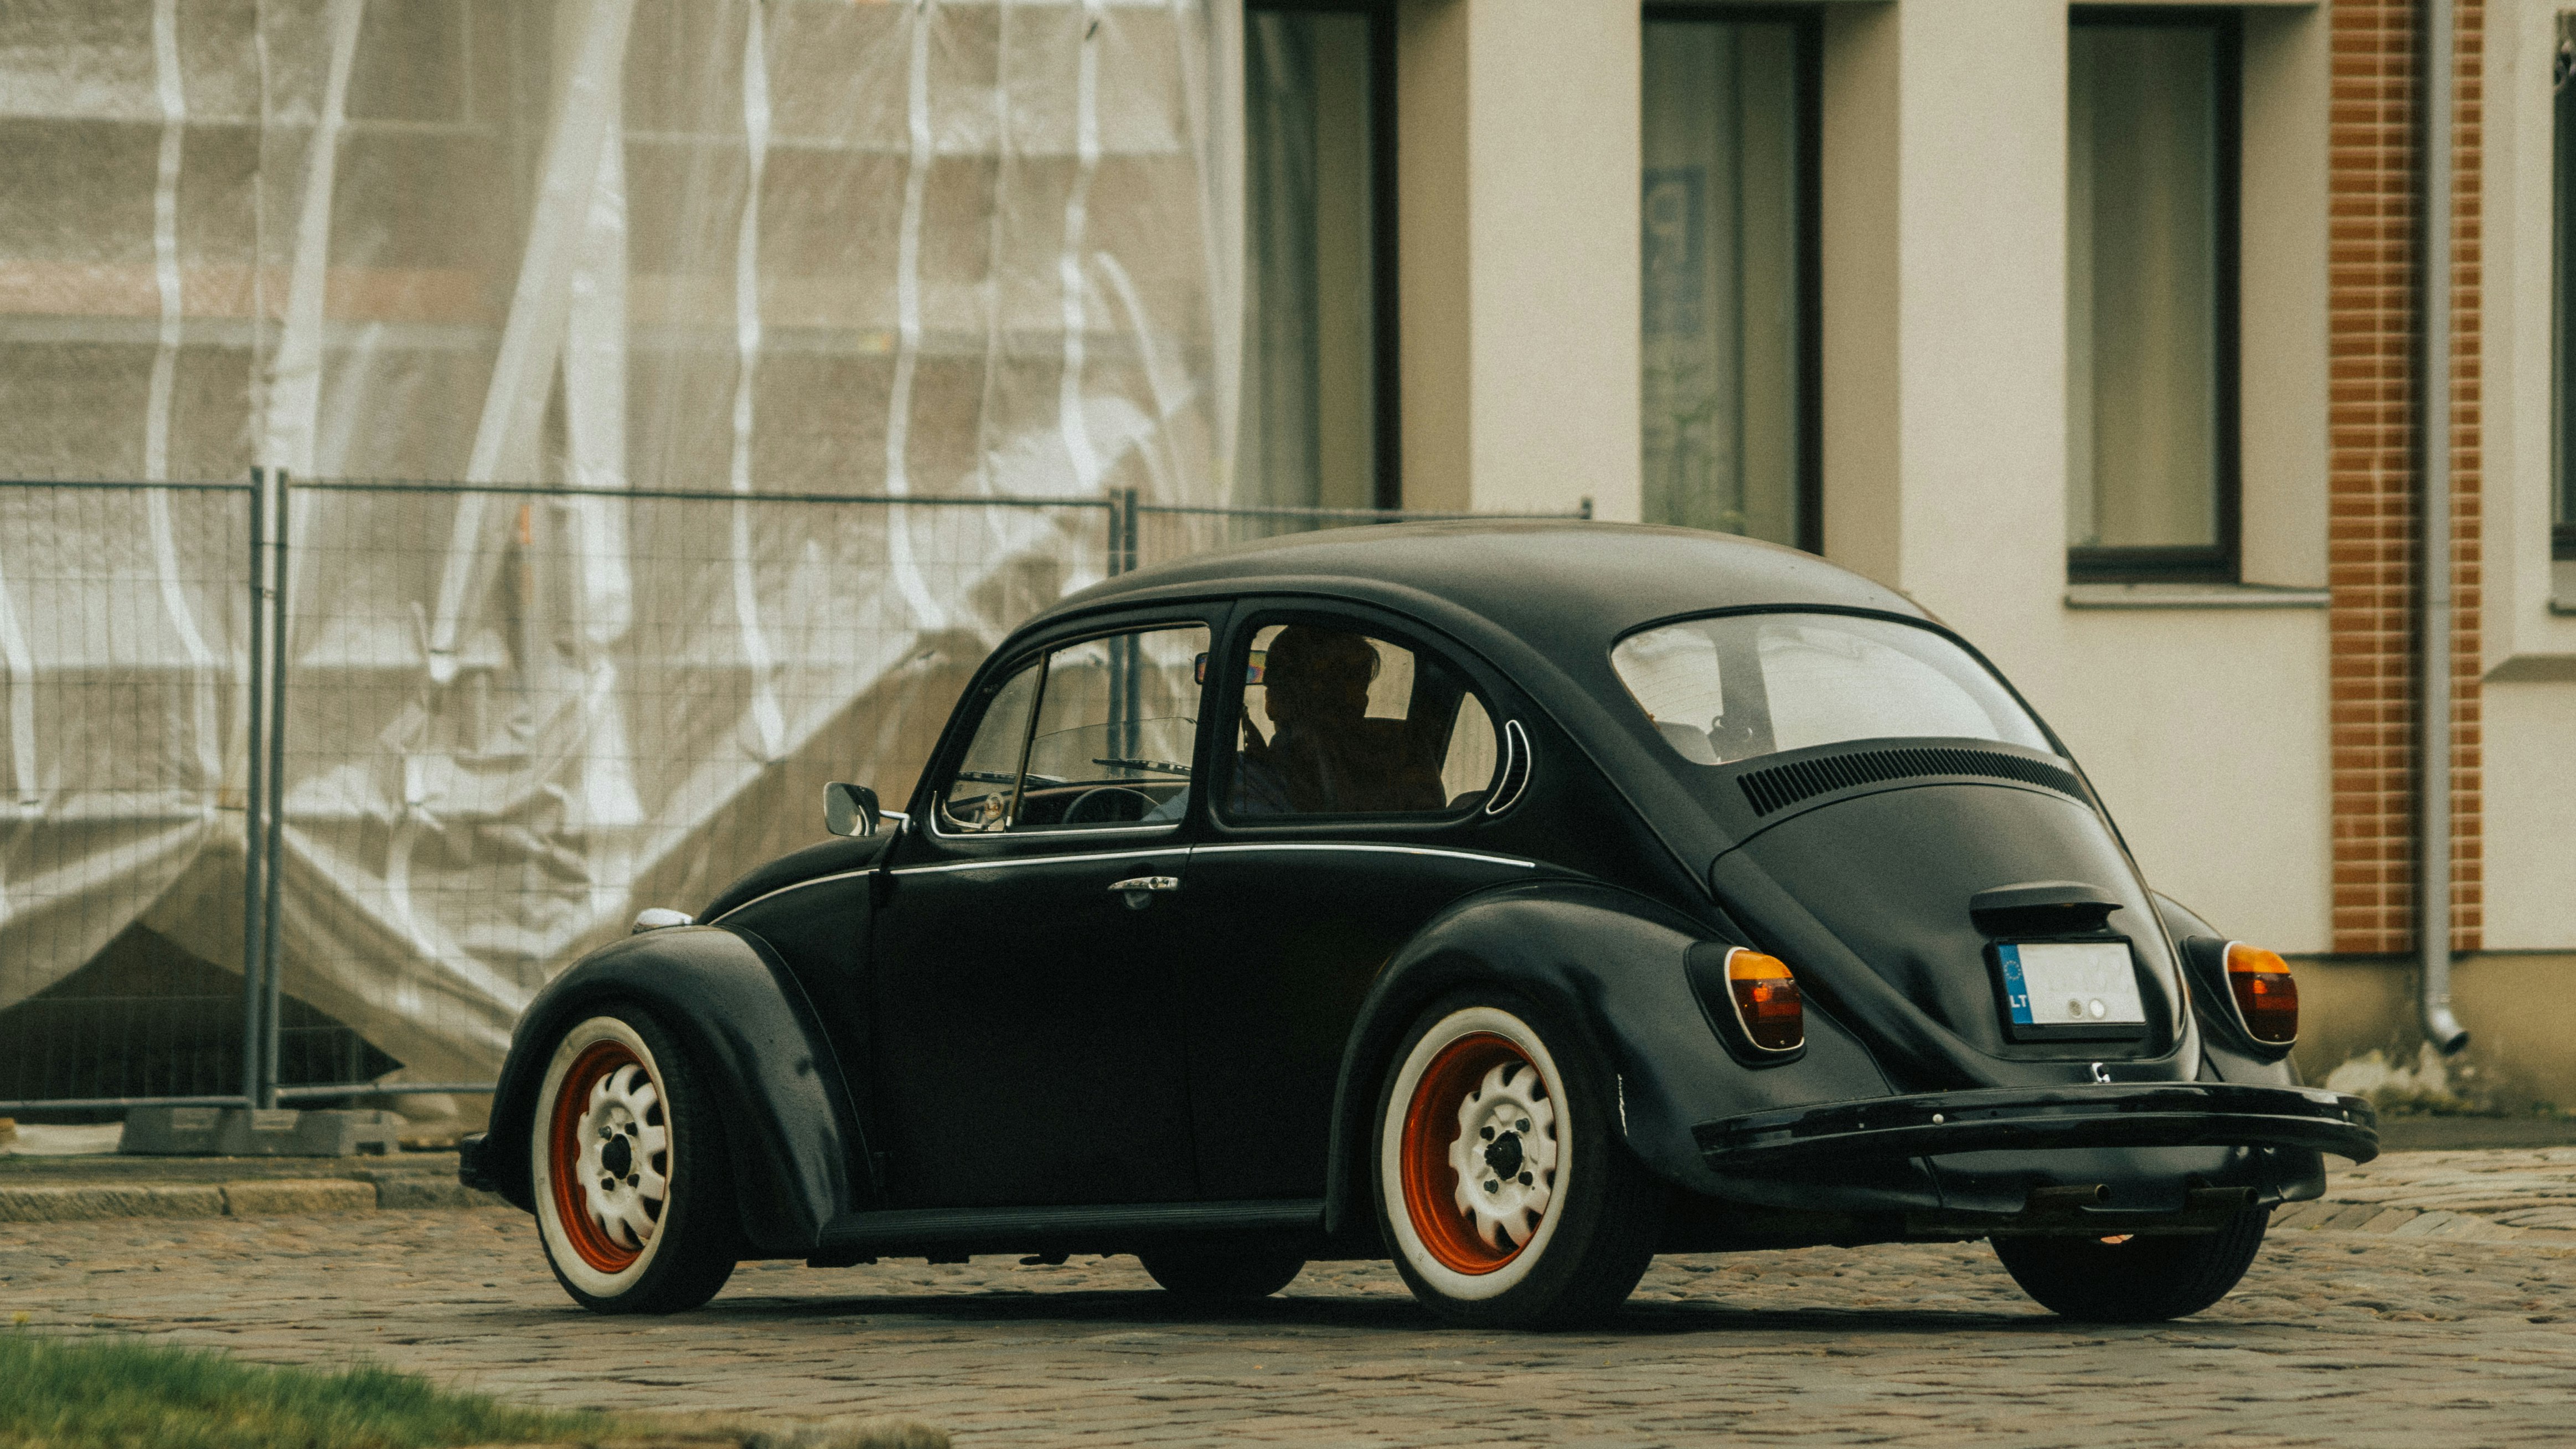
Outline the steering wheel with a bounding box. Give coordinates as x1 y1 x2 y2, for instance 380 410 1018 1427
1063 786 1158 824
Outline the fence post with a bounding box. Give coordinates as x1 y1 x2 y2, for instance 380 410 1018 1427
259 470 291 1108
1119 487 1140 575
240 469 269 1110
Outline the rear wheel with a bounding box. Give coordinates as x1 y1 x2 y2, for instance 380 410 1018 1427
1991 1209 2270 1322
530 1009 738 1314
1372 993 1662 1329
1136 1242 1307 1301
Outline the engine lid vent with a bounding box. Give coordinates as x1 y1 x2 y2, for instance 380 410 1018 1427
1736 745 2085 818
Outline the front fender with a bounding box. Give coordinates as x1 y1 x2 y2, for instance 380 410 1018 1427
480 925 865 1256
1320 880 1905 1237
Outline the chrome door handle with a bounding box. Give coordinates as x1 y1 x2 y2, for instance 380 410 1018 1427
1109 875 1180 909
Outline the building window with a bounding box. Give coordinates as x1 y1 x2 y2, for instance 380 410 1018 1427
1639 6 1820 553
2067 10 2241 583
2555 17 2576 561
1242 2 1394 511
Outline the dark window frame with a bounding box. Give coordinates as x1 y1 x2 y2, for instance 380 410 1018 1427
1245 0 1402 509
1640 2 1825 555
2066 6 2244 585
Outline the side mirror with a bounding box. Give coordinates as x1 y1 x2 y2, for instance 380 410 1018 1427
823 782 881 838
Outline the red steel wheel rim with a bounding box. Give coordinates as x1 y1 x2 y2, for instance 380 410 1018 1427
549 1039 647 1273
1400 1031 1539 1275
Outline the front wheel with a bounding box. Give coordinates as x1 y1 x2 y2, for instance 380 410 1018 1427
530 1008 739 1314
1991 1209 2270 1322
1372 993 1663 1329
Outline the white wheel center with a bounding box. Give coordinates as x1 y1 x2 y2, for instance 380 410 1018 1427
1446 1059 1558 1251
574 1063 669 1249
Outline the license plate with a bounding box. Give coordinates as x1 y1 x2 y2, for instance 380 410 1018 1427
1995 940 2145 1040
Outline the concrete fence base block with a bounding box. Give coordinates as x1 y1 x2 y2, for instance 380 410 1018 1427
368 1175 507 1211
221 1179 378 1216
0 1184 227 1222
120 1106 404 1157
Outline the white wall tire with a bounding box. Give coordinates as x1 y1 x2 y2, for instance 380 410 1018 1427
1380 1005 1571 1302
1372 993 1663 1328
530 1009 737 1314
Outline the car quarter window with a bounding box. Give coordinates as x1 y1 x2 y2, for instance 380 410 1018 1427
1226 622 1498 819
1011 623 1211 832
937 660 1041 833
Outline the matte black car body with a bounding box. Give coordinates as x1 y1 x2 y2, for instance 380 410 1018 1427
463 522 2375 1267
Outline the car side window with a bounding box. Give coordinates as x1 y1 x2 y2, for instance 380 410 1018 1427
937 661 1041 833
1226 623 1498 818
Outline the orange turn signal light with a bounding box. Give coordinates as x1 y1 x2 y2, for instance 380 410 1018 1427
1726 948 1805 1053
2224 942 2299 1045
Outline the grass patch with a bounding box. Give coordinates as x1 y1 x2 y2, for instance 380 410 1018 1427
0 1329 616 1449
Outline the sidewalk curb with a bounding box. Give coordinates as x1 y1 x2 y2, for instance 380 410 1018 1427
0 1175 503 1223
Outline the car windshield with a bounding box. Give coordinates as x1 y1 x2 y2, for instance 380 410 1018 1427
1608 612 2053 766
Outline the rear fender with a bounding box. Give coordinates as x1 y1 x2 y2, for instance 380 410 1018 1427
481 925 865 1256
1320 880 1901 1237
2152 893 2301 1087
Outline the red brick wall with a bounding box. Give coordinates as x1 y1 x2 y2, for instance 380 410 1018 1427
2326 0 2482 956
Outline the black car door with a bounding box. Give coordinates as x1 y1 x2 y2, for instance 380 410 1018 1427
1172 607 1543 1202
869 618 1215 1208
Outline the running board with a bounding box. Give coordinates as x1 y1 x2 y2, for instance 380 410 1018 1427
810 1198 1325 1264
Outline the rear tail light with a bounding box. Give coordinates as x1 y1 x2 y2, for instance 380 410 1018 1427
1726 948 1804 1053
2224 942 2299 1045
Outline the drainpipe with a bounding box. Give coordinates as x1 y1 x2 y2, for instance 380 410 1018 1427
2419 0 2470 1054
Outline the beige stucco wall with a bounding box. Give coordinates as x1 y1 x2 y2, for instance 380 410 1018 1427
1396 0 1641 521
2482 682 2576 948
1382 0 2540 959
1810 0 2338 951
2477 0 2576 950
2051 611 2335 950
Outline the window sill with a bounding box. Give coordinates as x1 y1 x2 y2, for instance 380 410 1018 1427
2063 582 2330 611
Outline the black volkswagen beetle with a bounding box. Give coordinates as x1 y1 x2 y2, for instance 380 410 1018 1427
460 522 2375 1328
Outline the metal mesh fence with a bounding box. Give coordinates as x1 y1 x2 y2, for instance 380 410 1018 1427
0 480 1578 1111
1129 498 1592 573
0 482 256 1108
266 482 1114 1099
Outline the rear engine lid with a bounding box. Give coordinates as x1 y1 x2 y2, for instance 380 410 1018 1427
1712 777 2188 1075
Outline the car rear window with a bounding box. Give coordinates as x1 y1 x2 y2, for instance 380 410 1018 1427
1608 612 2053 766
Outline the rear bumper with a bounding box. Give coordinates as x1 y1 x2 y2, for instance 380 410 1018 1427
1694 1082 2378 1169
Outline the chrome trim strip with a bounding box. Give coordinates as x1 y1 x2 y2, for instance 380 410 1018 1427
1193 842 1537 870
705 867 880 924
716 842 1531 917
888 845 1195 878
1485 719 1532 815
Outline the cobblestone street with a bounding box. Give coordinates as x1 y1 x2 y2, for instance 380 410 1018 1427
6 1151 2575 1447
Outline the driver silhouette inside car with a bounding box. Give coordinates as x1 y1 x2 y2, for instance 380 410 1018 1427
1232 626 1448 816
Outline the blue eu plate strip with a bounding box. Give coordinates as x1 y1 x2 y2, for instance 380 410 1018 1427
1997 943 2036 1026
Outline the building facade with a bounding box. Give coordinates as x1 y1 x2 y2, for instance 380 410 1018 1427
1238 0 2574 1104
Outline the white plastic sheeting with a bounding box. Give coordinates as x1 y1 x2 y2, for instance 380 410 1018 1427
0 0 1239 1088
